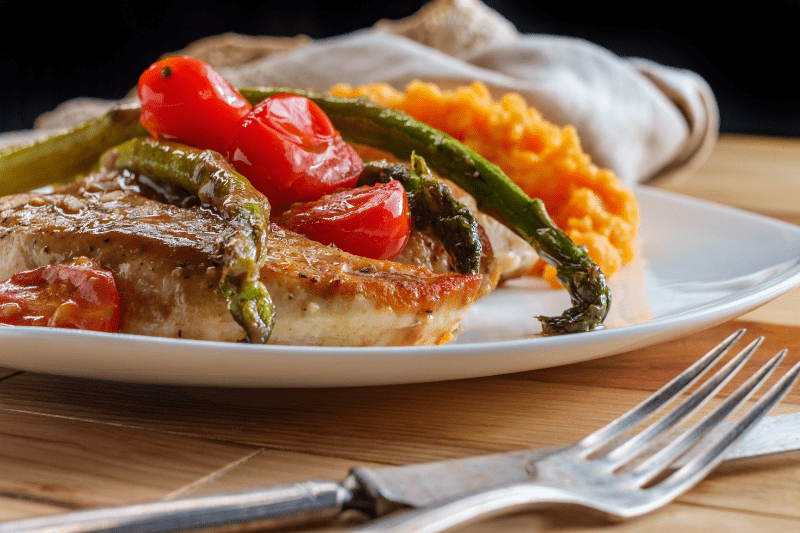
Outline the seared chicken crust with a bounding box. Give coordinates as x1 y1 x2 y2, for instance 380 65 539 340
0 170 483 346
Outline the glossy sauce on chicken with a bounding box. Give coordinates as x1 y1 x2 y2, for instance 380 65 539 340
0 170 485 345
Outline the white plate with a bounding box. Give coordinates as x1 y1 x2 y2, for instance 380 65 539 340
2 186 800 387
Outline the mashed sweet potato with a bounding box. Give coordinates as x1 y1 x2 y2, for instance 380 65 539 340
329 81 640 287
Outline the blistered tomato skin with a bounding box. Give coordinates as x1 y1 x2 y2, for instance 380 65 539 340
227 94 363 209
0 258 121 333
278 180 411 260
138 56 252 155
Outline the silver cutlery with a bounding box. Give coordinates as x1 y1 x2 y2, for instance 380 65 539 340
1 329 798 533
355 329 800 532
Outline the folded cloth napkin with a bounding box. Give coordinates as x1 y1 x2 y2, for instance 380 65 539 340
11 0 718 186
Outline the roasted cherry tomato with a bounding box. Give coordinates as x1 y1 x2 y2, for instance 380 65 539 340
0 257 121 333
227 93 363 209
278 180 411 260
138 56 252 155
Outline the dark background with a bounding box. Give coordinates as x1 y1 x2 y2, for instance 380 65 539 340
1 0 798 136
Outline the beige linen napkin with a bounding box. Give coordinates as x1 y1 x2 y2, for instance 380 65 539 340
11 0 718 185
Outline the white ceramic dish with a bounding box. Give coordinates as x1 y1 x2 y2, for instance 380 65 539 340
2 186 800 387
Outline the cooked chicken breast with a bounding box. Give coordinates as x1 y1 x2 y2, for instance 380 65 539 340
0 170 483 346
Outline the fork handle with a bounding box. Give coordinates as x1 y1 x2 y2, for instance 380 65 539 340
354 483 577 533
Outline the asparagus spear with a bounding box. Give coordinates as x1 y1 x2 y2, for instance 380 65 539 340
0 103 148 196
358 155 483 276
99 137 275 344
240 87 609 334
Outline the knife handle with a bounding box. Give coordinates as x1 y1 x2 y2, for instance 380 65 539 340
0 479 353 533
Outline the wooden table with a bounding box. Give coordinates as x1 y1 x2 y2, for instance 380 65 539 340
2 134 800 532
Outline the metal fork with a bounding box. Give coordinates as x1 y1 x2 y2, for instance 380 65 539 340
355 329 800 533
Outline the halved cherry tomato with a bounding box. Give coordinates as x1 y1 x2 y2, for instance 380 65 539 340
0 257 121 333
138 56 252 155
278 180 411 260
227 93 363 209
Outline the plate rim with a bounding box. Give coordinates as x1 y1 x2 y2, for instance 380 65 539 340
2 185 800 386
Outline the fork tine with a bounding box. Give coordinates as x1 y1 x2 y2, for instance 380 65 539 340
659 358 800 494
628 349 791 486
603 336 762 467
579 328 746 453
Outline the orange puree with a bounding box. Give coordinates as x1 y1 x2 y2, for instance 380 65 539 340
329 80 640 287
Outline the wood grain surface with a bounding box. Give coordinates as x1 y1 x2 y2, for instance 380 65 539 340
2 134 800 531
